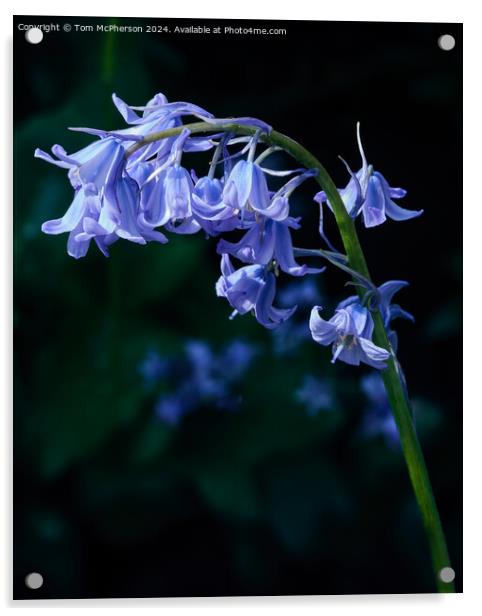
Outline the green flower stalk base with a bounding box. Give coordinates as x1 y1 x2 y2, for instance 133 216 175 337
130 121 454 593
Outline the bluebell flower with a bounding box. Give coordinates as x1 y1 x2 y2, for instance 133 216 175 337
96 158 169 246
377 280 415 328
138 129 203 238
309 302 390 369
295 375 334 416
217 217 324 277
216 254 296 329
142 165 194 226
338 280 414 351
190 176 240 235
41 182 118 259
37 133 168 257
35 135 125 190
222 160 270 212
40 144 168 258
314 124 422 228
360 372 399 447
217 167 323 276
70 92 215 167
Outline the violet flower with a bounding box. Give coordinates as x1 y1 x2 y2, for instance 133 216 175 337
309 302 390 369
314 124 422 228
216 254 296 329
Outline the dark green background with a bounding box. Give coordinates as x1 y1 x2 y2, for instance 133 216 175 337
13 16 462 598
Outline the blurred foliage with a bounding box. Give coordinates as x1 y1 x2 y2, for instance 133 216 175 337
14 16 462 598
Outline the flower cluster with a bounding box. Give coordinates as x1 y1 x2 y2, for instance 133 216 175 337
139 339 257 425
36 91 419 370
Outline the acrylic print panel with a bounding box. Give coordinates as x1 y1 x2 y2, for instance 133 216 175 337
13 15 462 599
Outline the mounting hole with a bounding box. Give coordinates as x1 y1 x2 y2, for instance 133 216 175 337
438 34 455 51
25 572 44 590
25 27 44 44
439 566 455 584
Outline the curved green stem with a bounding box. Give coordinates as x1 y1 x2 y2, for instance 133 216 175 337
129 121 454 592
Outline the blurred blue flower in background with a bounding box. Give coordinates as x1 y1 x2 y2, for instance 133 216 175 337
295 375 335 416
271 279 323 355
360 372 399 447
139 350 171 383
140 339 258 425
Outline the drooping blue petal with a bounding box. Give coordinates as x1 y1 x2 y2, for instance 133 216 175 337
309 306 338 345
217 222 275 265
378 280 409 306
191 177 238 226
34 148 72 170
67 224 91 259
223 266 265 316
333 341 363 366
163 165 193 220
140 170 170 227
274 222 324 276
222 160 254 210
388 186 407 199
41 185 92 235
183 136 216 153
248 164 271 211
358 337 390 369
384 197 424 222
347 303 371 337
68 126 144 142
362 175 387 228
255 271 297 329
389 305 415 323
265 195 291 221
250 169 315 222
113 176 146 245
375 172 423 221
112 92 143 123
337 158 363 217
112 92 213 125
